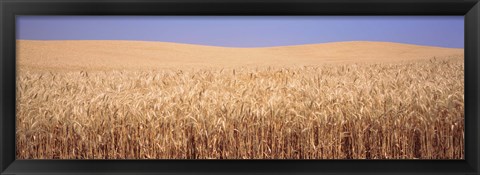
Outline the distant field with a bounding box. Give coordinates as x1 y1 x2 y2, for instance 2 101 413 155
16 41 464 159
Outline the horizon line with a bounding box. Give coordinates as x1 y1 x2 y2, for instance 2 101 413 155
16 39 465 49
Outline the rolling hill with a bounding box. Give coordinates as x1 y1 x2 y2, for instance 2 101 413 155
17 40 464 71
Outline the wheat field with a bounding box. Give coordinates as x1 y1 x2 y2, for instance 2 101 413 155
16 40 464 159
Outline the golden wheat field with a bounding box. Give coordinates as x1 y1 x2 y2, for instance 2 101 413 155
16 40 464 159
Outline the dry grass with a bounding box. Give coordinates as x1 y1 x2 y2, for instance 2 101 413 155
16 55 464 159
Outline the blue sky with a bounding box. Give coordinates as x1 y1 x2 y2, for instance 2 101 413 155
17 16 464 48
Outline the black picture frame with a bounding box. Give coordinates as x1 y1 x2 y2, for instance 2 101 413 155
1 0 479 175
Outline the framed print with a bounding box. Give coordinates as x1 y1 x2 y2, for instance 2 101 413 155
1 0 479 174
